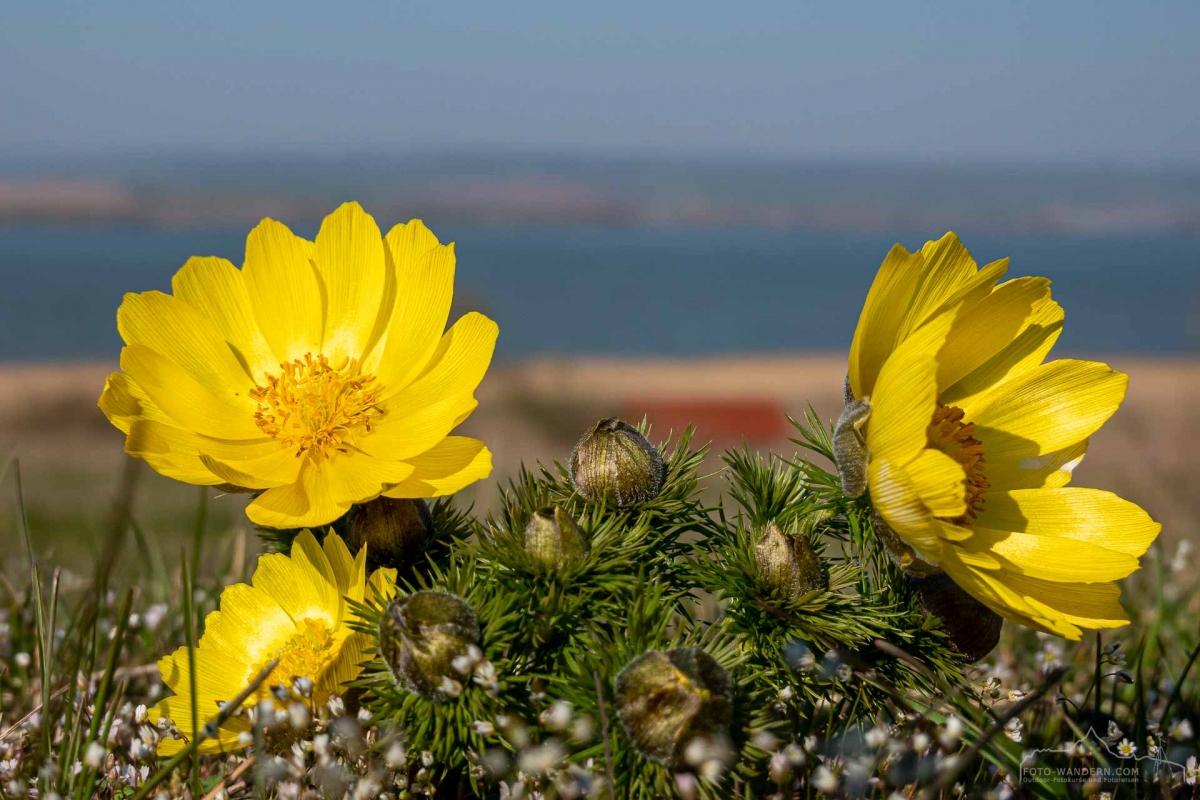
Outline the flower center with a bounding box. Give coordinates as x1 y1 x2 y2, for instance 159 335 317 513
926 404 988 522
260 618 335 694
251 353 383 461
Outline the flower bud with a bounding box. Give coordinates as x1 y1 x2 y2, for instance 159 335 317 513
345 498 432 570
754 522 825 596
570 418 664 507
524 507 587 569
908 572 1002 662
615 648 734 765
378 591 481 700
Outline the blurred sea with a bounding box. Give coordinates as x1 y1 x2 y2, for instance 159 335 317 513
0 223 1196 361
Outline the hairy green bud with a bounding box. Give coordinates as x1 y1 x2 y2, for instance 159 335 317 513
909 572 1003 663
345 497 432 570
570 417 665 507
833 398 871 497
754 521 825 596
524 506 587 569
615 647 734 765
379 591 480 700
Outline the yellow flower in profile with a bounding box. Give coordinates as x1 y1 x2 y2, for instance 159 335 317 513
154 531 395 754
844 232 1160 639
99 202 497 528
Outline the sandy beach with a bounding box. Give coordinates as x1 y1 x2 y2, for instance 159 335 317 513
0 355 1195 565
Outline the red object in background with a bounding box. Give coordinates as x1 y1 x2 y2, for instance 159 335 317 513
627 398 788 444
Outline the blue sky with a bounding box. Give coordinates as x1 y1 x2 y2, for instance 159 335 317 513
3 1 1198 162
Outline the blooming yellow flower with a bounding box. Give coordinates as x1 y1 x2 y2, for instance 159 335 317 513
99 202 497 528
846 232 1160 639
154 530 395 754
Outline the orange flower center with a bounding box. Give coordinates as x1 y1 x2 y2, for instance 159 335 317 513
259 618 336 695
251 353 382 461
926 404 988 522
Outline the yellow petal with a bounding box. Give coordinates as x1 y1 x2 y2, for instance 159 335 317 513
171 256 278 380
367 566 399 605
954 528 1139 582
199 446 304 490
985 440 1087 491
125 419 260 485
848 242 924 399
101 372 184 432
241 218 323 362
245 469 344 529
867 457 940 558
198 583 296 670
250 544 338 625
969 360 1127 458
865 308 954 463
120 344 262 440
371 234 456 391
906 449 967 519
974 488 1160 558
938 552 1084 637
398 311 498 400
849 233 1005 399
383 436 493 499
321 531 362 600
936 276 1062 394
118 290 255 395
313 202 390 360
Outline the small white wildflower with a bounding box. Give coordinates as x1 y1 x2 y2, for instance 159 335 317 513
518 740 564 775
287 702 310 730
768 751 792 783
1004 718 1023 743
940 715 963 749
911 732 930 753
292 677 313 698
1107 720 1124 740
1007 689 1027 702
384 740 406 769
237 731 253 748
133 704 148 724
751 730 779 751
326 695 345 717
1172 718 1194 740
471 720 496 737
313 733 331 760
782 742 805 766
439 676 464 698
1116 738 1136 758
864 726 888 748
542 700 573 731
84 742 106 769
1186 755 1199 785
14 652 31 669
813 765 838 793
142 603 168 630
356 707 372 723
674 772 698 800
803 735 818 753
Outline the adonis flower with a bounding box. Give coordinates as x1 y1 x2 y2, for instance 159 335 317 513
839 232 1160 639
99 202 497 528
155 531 395 754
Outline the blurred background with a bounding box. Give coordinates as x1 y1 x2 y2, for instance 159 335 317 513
0 1 1196 564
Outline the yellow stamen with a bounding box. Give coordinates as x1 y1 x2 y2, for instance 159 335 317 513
926 404 988 522
260 618 335 693
251 353 382 461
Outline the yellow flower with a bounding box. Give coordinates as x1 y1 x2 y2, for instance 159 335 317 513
99 202 498 528
154 530 395 754
846 232 1160 639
